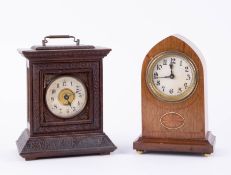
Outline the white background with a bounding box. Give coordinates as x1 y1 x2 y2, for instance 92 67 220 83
0 0 230 174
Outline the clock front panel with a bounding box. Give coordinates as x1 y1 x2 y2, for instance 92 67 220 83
30 61 102 135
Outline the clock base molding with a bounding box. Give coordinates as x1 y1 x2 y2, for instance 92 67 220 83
133 131 215 154
16 129 116 160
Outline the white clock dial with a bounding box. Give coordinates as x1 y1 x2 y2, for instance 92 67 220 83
45 76 87 118
146 52 197 102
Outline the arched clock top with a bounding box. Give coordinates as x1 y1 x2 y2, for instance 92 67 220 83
134 35 215 154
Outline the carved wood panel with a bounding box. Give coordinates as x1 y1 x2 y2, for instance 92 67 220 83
31 61 102 135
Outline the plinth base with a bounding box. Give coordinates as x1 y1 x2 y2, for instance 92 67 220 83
133 131 215 154
17 129 116 160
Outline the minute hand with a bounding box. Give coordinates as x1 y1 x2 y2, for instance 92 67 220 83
169 63 175 79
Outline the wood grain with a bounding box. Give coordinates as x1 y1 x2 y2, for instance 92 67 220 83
133 35 215 154
17 44 116 160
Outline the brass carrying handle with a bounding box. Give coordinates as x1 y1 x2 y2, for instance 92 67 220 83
42 35 80 46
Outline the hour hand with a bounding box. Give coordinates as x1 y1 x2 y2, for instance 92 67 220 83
157 75 171 78
67 100 72 107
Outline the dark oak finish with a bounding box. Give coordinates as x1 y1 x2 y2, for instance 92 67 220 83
133 35 215 154
17 40 116 160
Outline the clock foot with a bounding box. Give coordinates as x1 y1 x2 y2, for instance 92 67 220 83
136 150 144 154
17 129 116 160
203 153 211 157
133 131 215 154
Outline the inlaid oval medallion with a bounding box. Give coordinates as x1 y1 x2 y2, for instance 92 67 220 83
160 112 184 129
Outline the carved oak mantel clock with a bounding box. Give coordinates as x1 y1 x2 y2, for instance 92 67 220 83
16 35 116 160
133 35 215 154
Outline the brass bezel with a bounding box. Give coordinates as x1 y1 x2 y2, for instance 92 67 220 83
146 51 198 102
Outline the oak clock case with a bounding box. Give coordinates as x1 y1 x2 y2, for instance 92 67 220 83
16 35 116 160
133 35 215 154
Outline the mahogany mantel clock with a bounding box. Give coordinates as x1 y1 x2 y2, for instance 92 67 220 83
133 35 215 154
16 35 116 160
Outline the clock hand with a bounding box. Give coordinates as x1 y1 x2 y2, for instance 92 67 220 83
169 63 175 79
157 75 171 78
68 93 75 96
64 94 72 107
156 64 175 79
67 100 72 107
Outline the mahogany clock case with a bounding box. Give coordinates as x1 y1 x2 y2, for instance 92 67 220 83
16 36 116 160
133 35 215 154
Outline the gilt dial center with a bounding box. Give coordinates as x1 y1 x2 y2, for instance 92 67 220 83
58 88 75 105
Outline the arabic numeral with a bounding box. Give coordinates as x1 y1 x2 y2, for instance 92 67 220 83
154 72 158 79
184 83 188 89
169 88 174 94
156 80 160 86
63 81 66 86
76 88 81 93
171 58 176 64
163 59 167 65
185 66 189 72
186 74 191 80
52 89 56 94
157 64 162 70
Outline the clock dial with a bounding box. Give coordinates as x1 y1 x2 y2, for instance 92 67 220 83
46 76 87 118
146 52 197 102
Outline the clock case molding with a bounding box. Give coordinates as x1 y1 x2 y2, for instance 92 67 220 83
16 40 116 160
133 35 215 154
